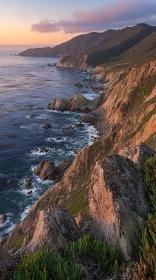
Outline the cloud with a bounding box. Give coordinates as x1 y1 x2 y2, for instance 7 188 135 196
31 19 61 33
31 0 156 34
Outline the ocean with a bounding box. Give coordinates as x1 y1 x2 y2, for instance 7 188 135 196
0 48 98 237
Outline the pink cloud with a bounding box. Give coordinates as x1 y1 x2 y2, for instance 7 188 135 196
31 0 156 34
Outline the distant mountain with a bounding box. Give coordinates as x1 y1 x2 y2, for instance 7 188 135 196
19 24 156 67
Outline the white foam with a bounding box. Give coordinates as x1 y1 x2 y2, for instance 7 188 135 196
46 137 67 143
29 148 55 157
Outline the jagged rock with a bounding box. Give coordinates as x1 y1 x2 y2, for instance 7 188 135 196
47 93 91 112
0 244 12 271
23 210 66 254
34 159 72 181
55 206 81 242
89 154 149 260
34 160 55 180
0 215 8 224
119 143 156 168
20 207 81 255
42 123 52 129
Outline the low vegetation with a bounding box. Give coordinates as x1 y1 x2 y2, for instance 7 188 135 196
11 236 121 280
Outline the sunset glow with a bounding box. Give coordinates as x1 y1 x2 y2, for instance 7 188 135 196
0 0 156 45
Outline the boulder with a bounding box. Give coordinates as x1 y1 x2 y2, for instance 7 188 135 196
0 215 8 224
34 160 55 180
55 160 72 181
47 93 91 112
0 244 12 271
89 154 149 260
42 123 52 129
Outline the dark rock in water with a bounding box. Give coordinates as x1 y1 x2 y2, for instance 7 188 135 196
24 178 31 189
81 90 88 93
74 82 83 88
40 147 50 153
48 63 56 67
42 123 52 129
34 159 72 182
76 123 84 127
80 113 97 124
48 93 91 112
62 125 73 131
29 114 39 119
56 136 63 141
34 160 55 180
0 215 8 224
28 191 32 195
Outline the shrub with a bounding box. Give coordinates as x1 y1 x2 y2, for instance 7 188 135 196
13 250 82 280
65 235 121 275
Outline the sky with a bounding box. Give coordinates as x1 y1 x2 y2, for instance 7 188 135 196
0 0 156 46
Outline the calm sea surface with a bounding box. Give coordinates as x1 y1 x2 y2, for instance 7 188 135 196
0 49 98 237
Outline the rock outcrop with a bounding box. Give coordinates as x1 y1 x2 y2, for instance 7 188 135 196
47 93 91 112
34 159 72 181
16 207 81 255
0 244 12 271
89 154 149 260
34 160 55 180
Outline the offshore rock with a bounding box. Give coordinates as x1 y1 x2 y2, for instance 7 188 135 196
34 160 55 180
47 93 91 112
89 154 149 260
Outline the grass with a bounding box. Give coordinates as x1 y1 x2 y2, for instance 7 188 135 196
133 157 156 280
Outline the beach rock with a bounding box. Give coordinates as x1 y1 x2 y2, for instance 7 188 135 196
42 123 52 129
75 82 83 88
47 93 91 112
89 154 149 260
24 178 31 189
0 215 8 224
0 244 12 271
62 125 73 131
34 160 55 180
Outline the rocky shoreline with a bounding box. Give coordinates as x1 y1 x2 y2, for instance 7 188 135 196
0 59 156 279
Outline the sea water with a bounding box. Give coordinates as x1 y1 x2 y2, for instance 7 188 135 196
0 48 98 237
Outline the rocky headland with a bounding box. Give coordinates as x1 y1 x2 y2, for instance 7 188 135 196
0 56 156 279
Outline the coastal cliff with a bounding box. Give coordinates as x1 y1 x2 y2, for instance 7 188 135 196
1 58 156 279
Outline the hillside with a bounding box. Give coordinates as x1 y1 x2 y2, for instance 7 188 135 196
19 24 156 68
